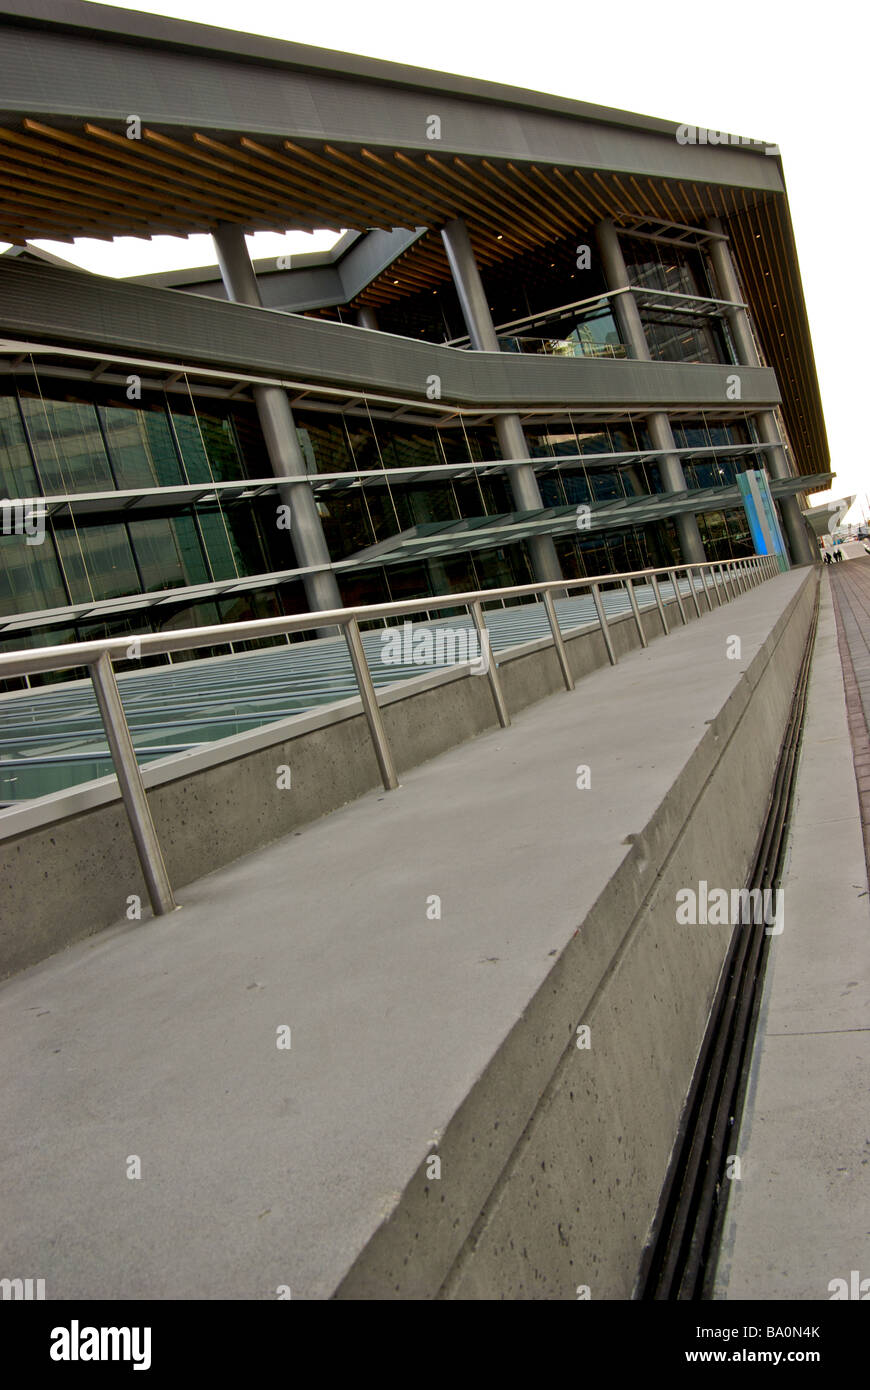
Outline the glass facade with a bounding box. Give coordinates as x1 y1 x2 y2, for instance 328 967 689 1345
0 383 302 683
621 234 715 298
620 234 733 365
0 367 766 690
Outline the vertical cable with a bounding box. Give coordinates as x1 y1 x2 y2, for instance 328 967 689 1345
363 397 402 534
28 355 95 603
343 414 379 543
460 413 488 516
183 372 240 580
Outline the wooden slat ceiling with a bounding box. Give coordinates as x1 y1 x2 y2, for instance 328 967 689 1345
0 118 827 481
724 197 829 490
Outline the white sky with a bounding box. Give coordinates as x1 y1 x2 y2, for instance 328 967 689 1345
5 0 865 520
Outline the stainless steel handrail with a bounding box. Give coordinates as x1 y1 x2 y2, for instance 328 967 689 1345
0 553 778 917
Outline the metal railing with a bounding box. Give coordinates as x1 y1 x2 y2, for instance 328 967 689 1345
0 553 780 918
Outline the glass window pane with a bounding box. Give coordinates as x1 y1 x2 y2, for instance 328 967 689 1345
0 396 38 498
54 523 139 602
129 516 207 590
0 532 67 616
19 396 114 493
99 405 183 489
170 409 246 484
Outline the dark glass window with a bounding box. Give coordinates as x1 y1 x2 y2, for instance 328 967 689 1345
128 516 208 591
0 532 67 616
98 405 183 490
170 410 246 484
54 522 139 602
294 417 355 474
19 396 114 493
0 397 38 498
621 236 715 299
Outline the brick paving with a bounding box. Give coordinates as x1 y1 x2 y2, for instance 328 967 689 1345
829 555 870 873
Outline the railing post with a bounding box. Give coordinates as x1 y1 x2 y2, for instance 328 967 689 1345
89 651 177 917
344 617 399 790
699 567 715 612
668 568 687 625
469 601 510 727
542 590 575 691
687 567 703 617
624 577 648 647
711 564 725 605
650 573 669 634
723 563 736 600
590 582 617 665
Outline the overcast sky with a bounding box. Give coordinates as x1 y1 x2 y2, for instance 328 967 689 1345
11 0 866 520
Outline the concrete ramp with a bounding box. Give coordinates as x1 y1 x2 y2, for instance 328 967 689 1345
0 568 817 1299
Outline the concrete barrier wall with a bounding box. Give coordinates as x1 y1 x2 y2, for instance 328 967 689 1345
330 568 818 1298
0 594 678 979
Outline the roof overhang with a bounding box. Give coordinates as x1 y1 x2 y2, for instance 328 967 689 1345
0 0 829 482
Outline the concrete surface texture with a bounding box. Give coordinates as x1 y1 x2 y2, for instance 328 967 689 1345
0 568 813 1299
0 578 699 979
715 575 870 1300
830 555 870 875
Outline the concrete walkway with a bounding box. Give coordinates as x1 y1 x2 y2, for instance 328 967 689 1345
0 567 809 1299
830 555 870 876
715 573 870 1300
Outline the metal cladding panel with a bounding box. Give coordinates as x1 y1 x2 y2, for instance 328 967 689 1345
0 259 782 412
0 22 783 191
257 266 344 312
130 232 422 314
337 229 425 302
0 0 694 135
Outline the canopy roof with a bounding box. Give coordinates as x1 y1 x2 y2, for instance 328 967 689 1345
0 0 829 480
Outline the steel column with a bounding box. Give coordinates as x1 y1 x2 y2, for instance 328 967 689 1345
706 218 811 569
212 222 343 615
441 217 563 586
595 219 706 566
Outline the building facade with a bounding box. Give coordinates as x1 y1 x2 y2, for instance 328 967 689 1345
0 1 830 687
